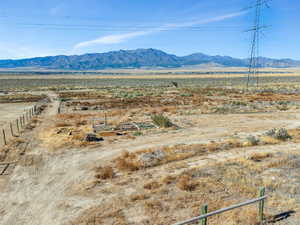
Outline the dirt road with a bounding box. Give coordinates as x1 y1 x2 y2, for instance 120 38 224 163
0 98 299 224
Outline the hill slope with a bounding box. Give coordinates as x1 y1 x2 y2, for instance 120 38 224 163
0 48 299 69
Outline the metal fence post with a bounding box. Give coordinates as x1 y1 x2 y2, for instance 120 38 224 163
200 205 208 225
259 187 265 222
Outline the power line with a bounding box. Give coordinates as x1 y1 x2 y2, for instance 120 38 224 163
0 21 245 31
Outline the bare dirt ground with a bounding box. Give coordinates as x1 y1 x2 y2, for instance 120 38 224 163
0 87 299 225
0 103 35 127
0 103 36 147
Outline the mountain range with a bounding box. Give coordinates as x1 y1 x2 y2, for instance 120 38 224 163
0 48 299 70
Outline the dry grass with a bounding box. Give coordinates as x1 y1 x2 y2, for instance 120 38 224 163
260 136 281 144
115 151 140 172
0 93 46 103
144 199 163 211
95 166 115 180
248 152 273 162
151 114 173 128
176 174 198 191
129 193 150 201
143 181 161 190
55 122 72 127
161 175 176 185
68 152 298 225
112 140 246 172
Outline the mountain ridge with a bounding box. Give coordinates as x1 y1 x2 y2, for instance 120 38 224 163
0 48 299 70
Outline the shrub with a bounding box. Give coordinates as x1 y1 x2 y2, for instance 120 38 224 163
55 122 72 127
248 152 273 162
115 151 140 171
95 166 115 179
133 131 143 136
143 181 161 190
162 175 175 185
265 128 291 141
151 114 173 128
176 174 198 191
246 135 260 146
130 193 149 201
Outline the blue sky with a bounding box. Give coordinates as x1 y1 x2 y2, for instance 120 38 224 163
0 0 298 59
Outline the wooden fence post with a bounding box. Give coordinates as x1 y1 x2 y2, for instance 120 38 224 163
10 123 14 137
2 129 6 145
200 205 208 225
16 119 20 133
23 114 26 125
258 187 265 222
21 116 24 128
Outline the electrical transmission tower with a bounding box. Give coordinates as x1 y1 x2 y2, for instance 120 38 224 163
246 0 270 88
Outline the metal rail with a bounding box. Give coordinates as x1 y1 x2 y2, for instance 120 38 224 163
173 195 267 225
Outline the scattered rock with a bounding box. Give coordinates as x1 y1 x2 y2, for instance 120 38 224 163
85 133 104 142
138 150 165 167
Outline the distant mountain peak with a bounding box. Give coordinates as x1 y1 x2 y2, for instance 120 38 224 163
0 48 299 70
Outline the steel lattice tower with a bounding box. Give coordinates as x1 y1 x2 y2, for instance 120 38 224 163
246 0 269 88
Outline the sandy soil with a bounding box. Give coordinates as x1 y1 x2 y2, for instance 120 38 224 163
0 103 35 127
0 95 299 224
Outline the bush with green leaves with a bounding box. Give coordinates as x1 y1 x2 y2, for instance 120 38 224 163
246 135 260 145
133 131 143 136
151 114 173 128
265 128 291 141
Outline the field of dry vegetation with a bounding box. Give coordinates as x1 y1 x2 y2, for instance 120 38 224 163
0 75 300 225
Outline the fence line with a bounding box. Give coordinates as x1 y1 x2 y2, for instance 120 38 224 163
174 187 267 225
0 99 47 147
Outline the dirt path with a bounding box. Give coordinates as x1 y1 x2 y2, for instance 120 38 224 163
0 101 299 224
1 138 299 225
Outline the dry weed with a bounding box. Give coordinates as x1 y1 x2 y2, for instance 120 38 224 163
248 152 273 162
176 174 198 191
115 151 140 172
143 181 161 190
95 166 115 179
55 122 72 127
130 193 149 201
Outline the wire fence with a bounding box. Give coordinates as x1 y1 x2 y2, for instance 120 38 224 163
0 99 47 147
174 187 266 225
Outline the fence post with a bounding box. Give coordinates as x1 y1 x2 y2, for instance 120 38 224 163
21 115 23 127
23 114 26 126
10 123 14 137
258 187 265 223
16 119 20 133
200 204 208 225
2 129 6 145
